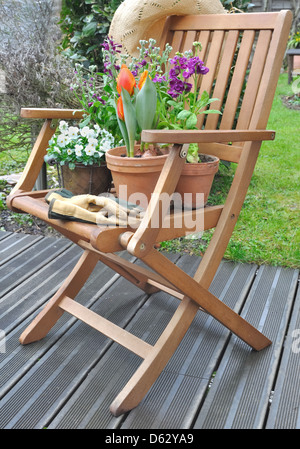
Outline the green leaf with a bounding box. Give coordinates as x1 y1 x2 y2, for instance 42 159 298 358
82 22 97 37
186 143 199 163
186 113 198 129
157 121 170 129
113 100 129 150
121 88 137 157
202 109 222 114
200 90 210 103
136 75 157 131
177 110 192 120
80 116 91 127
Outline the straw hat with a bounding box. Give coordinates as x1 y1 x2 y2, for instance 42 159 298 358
109 0 226 56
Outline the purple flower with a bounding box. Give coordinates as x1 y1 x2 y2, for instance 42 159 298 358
152 74 166 83
102 37 122 54
183 81 192 92
169 67 181 78
182 69 193 79
97 97 106 105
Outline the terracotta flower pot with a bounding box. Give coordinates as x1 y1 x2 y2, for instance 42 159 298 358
106 147 219 210
60 163 112 196
106 146 168 209
175 154 219 209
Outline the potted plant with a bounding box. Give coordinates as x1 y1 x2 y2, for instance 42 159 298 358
287 29 300 69
45 121 115 195
287 29 300 49
72 38 221 209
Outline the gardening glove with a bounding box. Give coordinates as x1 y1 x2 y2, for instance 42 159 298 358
45 189 143 227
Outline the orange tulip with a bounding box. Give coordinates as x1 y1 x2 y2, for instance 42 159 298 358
117 96 124 120
138 70 149 90
116 64 136 96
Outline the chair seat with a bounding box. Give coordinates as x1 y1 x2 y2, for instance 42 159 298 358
10 189 224 253
11 191 130 252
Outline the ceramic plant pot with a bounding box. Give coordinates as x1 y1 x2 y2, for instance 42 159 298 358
60 163 112 196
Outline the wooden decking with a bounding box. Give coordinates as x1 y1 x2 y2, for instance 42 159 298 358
0 230 299 429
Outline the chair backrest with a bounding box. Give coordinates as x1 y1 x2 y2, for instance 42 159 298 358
160 12 292 161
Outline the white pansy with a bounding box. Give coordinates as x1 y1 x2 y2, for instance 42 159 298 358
80 126 90 137
57 134 70 147
67 148 73 155
75 144 83 157
85 144 96 156
87 137 98 149
59 120 68 133
86 128 97 139
68 126 79 138
100 138 113 153
94 124 100 135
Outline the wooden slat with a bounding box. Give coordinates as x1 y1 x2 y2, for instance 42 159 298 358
220 30 256 130
20 108 84 120
197 30 211 64
59 296 153 359
168 30 184 58
237 30 272 130
197 30 225 129
167 12 280 31
196 142 241 163
249 11 293 130
182 30 197 53
142 129 275 143
205 30 240 130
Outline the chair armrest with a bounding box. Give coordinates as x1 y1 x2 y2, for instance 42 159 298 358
8 109 85 203
142 129 275 144
21 108 85 120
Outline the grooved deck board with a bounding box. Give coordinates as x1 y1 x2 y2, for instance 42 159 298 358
193 266 299 429
0 232 299 429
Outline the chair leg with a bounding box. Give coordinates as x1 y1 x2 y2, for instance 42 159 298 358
110 248 271 415
19 250 99 344
141 249 272 351
110 297 199 416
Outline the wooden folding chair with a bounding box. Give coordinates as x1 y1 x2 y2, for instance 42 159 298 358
7 11 292 416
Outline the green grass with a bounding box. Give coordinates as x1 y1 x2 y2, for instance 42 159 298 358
0 149 29 176
161 73 300 268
